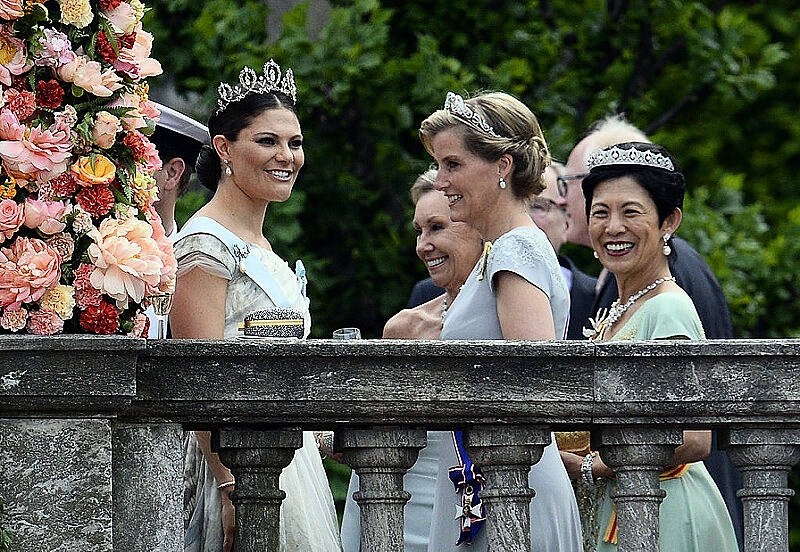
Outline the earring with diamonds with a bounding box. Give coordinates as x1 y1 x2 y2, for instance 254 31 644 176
663 233 672 256
499 176 507 189
224 160 232 176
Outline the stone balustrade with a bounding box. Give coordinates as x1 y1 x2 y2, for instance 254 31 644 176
1 337 800 551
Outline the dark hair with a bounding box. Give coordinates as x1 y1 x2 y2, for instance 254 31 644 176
196 91 296 191
582 142 685 226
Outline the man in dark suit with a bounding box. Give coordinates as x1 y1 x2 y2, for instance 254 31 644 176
407 277 443 308
561 115 743 549
559 255 597 340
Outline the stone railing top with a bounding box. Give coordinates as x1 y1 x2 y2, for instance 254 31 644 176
3 337 800 427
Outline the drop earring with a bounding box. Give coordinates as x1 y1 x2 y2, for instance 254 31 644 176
593 250 599 259
224 160 232 176
499 176 507 189
663 233 672 256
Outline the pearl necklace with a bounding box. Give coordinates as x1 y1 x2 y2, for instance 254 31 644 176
583 276 676 339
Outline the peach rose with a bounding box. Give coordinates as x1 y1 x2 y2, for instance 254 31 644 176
87 216 163 309
72 154 116 187
0 237 61 310
92 111 121 149
0 198 24 240
103 2 137 34
23 198 68 234
144 204 176 292
0 34 32 87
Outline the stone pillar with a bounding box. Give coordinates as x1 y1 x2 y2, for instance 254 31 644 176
215 428 303 552
723 428 800 552
111 422 183 552
336 428 426 552
463 426 551 552
595 427 683 552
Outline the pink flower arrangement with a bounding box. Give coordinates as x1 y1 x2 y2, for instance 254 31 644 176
87 215 164 309
0 237 61 310
0 0 172 335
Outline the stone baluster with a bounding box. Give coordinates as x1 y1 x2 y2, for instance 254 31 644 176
595 427 684 552
215 428 303 552
112 422 183 552
723 428 800 552
336 428 426 552
463 426 551 552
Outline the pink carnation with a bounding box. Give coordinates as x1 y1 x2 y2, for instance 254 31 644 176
113 23 162 80
0 237 61 310
0 306 27 331
144 205 176 292
0 0 24 20
23 198 69 234
0 198 24 240
87 216 164 309
138 99 160 121
0 34 32 87
137 133 162 173
26 308 64 335
0 109 72 182
73 262 102 309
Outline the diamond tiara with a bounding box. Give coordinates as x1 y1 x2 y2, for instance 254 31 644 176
587 145 675 172
443 92 502 138
216 59 297 114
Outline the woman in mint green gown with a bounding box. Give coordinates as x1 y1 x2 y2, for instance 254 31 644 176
560 141 737 552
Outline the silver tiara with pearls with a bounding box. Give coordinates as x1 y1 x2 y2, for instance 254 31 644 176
443 92 502 138
216 59 297 114
587 145 674 172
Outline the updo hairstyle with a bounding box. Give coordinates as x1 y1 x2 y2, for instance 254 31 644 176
410 168 438 205
196 91 296 191
419 92 551 199
581 142 685 239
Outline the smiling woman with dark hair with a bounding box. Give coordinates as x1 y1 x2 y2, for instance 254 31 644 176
560 141 737 552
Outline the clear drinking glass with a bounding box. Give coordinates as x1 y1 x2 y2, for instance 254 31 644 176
332 327 361 340
149 292 174 339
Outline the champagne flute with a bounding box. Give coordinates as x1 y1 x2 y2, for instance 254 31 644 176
149 289 175 339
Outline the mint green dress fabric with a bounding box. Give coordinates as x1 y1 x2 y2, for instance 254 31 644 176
587 291 738 552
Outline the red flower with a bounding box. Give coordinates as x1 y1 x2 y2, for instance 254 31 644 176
96 31 117 64
50 172 78 197
35 80 65 110
123 131 147 160
119 33 136 49
76 184 115 217
5 89 36 121
79 300 119 335
98 0 122 10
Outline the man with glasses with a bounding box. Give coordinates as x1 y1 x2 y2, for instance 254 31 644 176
528 163 598 339
561 114 743 550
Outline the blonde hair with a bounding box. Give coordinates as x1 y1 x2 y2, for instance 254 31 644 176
419 92 551 198
410 168 438 205
582 114 650 165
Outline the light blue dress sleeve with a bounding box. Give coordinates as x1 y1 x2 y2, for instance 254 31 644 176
487 227 558 299
636 292 706 340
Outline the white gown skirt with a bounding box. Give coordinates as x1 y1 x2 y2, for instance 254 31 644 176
184 430 342 551
341 430 442 551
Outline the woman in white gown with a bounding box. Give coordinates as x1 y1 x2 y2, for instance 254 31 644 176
340 170 484 551
170 60 341 552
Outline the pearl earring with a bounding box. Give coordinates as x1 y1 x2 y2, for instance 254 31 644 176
663 233 672 256
593 250 599 259
224 160 232 176
499 176 507 189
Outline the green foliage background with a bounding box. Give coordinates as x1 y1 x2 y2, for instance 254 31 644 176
143 0 800 539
